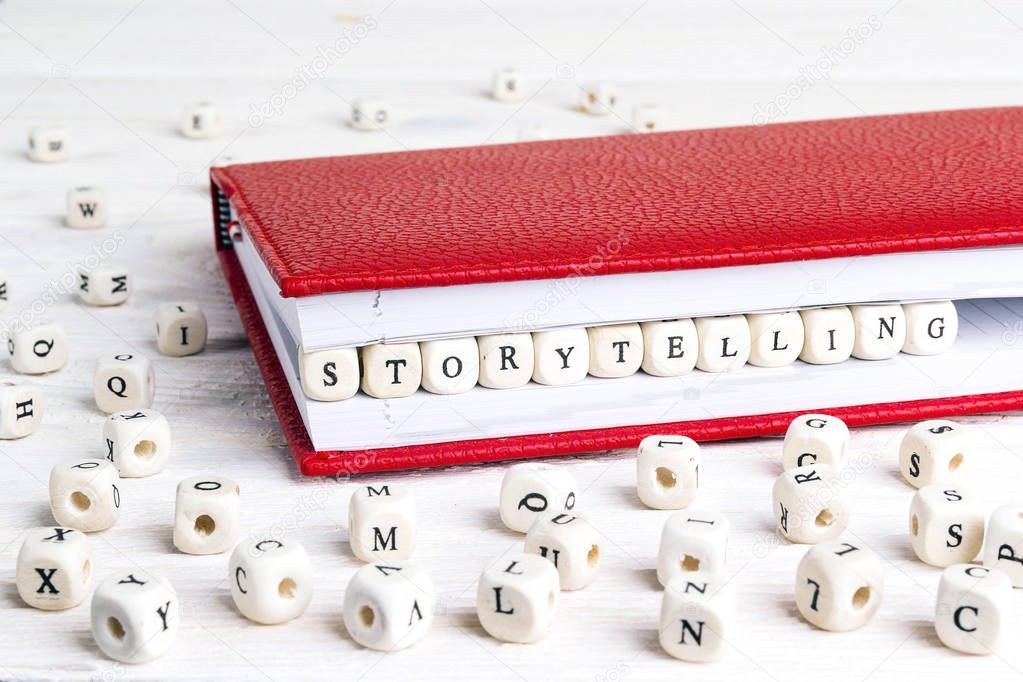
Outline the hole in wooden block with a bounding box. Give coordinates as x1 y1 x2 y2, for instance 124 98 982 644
645 121 654 130
194 514 215 536
278 578 296 599
815 509 834 527
587 544 600 567
655 467 677 489
359 604 375 627
948 454 963 472
852 586 871 609
107 616 125 640
911 515 919 536
70 491 91 512
134 440 156 458
681 554 700 571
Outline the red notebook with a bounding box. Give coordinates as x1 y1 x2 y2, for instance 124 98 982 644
211 107 1023 476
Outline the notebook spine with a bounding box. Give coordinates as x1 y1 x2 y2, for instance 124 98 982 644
212 179 233 250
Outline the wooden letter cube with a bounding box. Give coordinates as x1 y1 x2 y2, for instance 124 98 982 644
299 346 359 401
173 476 240 555
909 486 984 567
659 572 735 662
421 337 480 395
531 328 589 385
91 570 178 663
477 332 534 389
103 409 171 478
499 462 577 533
799 306 854 365
982 504 1023 587
9 321 68 374
903 300 958 355
66 187 107 229
49 459 121 532
180 102 219 138
748 311 804 368
0 381 43 439
578 83 616 115
850 303 906 360
343 561 435 651
476 553 560 643
656 511 729 587
348 483 417 562
898 419 971 488
636 434 699 510
28 126 68 162
772 464 850 544
229 537 313 624
640 319 697 377
524 513 601 590
491 68 525 101
351 98 392 131
587 323 643 378
94 353 155 414
694 315 750 372
359 342 422 398
16 526 91 610
78 263 130 306
782 413 849 470
795 540 884 631
935 564 1012 654
631 104 666 133
155 302 208 356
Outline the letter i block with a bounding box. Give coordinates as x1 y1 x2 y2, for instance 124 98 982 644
155 302 207 357
348 484 417 562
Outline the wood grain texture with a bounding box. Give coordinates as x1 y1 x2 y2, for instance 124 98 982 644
2 1 1023 680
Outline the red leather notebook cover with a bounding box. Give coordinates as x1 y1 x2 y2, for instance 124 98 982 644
211 107 1023 475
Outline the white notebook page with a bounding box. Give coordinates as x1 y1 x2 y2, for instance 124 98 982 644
234 237 1023 451
232 210 1023 352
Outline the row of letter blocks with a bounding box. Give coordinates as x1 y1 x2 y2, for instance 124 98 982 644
29 106 218 166
5 303 206 379
300 301 958 401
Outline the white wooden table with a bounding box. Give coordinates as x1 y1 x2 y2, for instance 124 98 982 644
3 1 1023 679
